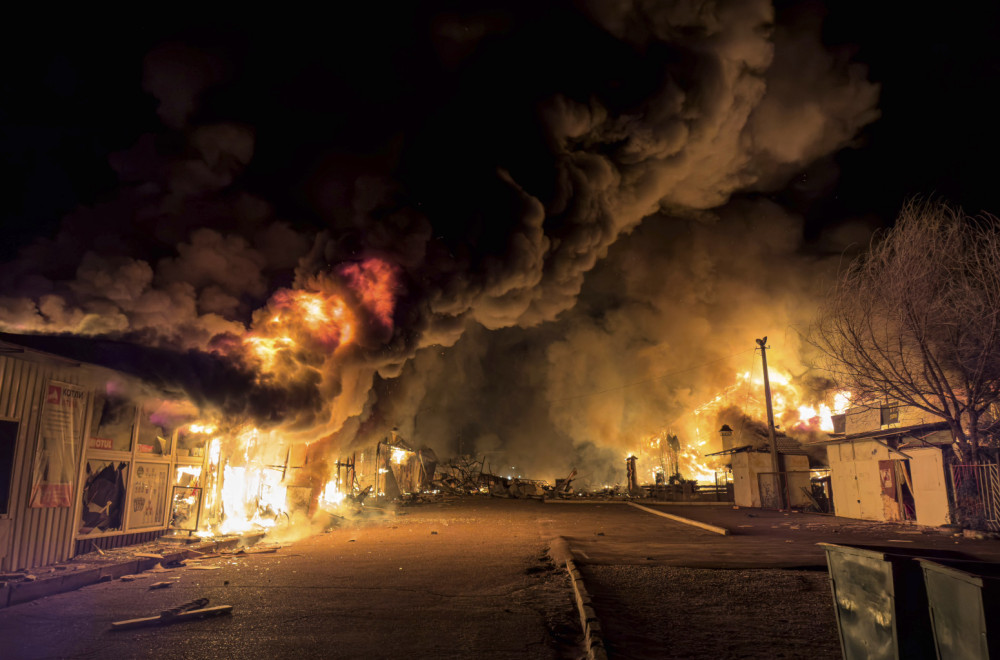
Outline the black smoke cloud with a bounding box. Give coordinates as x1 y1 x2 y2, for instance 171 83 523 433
0 2 878 466
382 200 847 483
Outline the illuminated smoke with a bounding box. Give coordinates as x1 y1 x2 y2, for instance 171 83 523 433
0 3 878 475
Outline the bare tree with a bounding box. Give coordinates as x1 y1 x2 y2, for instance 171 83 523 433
812 200 1000 462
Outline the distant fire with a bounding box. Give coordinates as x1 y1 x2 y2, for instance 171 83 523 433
630 367 849 484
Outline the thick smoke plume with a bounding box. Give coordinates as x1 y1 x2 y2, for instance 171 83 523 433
0 2 878 476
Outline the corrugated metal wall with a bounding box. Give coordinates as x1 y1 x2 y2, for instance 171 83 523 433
0 352 88 571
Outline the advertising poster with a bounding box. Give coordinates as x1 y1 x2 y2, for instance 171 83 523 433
30 381 86 507
129 462 169 528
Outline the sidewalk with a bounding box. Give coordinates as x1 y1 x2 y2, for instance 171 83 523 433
538 499 1000 568
635 502 1000 564
0 533 263 609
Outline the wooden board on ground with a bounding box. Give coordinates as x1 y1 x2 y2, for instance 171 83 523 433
110 605 233 630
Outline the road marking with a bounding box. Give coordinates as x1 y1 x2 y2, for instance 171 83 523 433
627 502 730 535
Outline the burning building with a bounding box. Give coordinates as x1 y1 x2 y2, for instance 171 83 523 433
0 2 884 562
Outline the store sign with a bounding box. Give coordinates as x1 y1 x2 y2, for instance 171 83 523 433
30 381 86 508
89 437 113 450
128 462 168 529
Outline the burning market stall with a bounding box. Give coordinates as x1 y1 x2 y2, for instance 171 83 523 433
352 432 436 501
0 338 199 570
0 334 331 571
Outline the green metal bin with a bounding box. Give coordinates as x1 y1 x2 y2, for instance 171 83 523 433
917 558 1000 660
818 543 971 660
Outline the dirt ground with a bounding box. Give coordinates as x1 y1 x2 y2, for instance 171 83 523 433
582 565 839 659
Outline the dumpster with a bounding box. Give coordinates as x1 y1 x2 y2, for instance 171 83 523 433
917 558 1000 660
818 543 973 660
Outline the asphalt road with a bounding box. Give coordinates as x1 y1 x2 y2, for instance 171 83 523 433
2 499 998 659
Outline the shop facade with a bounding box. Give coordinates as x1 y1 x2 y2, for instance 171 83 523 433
0 339 217 571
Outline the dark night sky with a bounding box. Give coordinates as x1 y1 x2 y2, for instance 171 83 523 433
3 2 1000 474
5 4 1000 254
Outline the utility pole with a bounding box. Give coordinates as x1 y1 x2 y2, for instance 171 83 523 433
756 337 786 509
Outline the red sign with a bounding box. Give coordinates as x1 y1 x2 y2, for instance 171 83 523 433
90 437 113 450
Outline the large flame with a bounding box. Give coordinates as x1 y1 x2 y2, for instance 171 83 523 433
630 367 849 485
240 256 399 375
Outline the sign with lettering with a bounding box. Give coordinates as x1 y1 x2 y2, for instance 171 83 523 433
89 437 113 450
30 382 86 507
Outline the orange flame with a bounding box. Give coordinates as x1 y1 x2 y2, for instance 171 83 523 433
241 257 399 373
338 259 399 328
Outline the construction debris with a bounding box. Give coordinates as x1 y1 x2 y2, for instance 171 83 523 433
149 581 173 589
111 597 232 630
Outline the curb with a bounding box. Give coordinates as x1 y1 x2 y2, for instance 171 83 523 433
550 537 608 660
0 536 250 610
627 502 730 535
566 558 608 660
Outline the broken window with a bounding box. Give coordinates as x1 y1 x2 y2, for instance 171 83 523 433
89 389 136 452
136 405 175 456
79 460 128 534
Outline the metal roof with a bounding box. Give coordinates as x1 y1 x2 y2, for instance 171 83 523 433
806 421 951 445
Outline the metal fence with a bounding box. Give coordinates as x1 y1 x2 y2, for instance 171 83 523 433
950 463 1000 531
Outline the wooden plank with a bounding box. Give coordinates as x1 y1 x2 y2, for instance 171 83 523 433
110 605 233 630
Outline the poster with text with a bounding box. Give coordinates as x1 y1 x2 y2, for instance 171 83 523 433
30 381 86 507
129 462 169 528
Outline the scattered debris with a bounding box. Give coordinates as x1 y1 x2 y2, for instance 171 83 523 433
147 563 172 573
120 575 148 582
149 581 173 589
111 598 232 630
135 552 164 559
186 565 221 570
963 529 1000 540
91 541 106 556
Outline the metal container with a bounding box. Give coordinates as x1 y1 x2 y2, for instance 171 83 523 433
918 558 1000 660
818 543 969 660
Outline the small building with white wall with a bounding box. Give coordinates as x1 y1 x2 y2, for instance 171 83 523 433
710 433 816 509
816 403 952 527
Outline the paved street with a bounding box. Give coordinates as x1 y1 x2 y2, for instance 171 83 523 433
2 499 999 659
